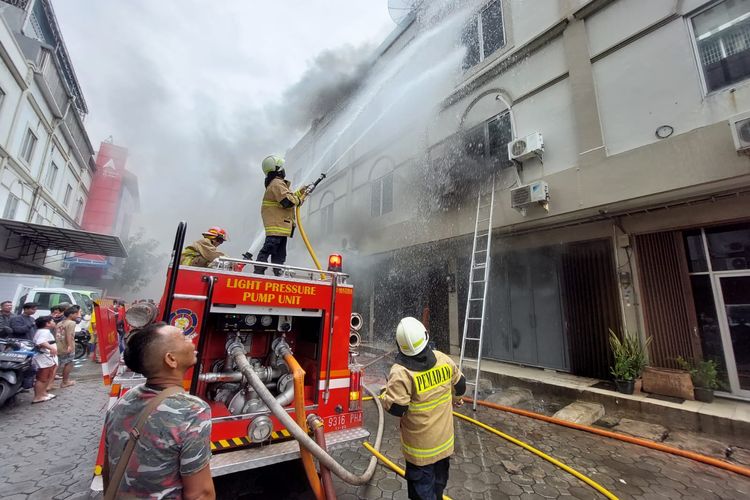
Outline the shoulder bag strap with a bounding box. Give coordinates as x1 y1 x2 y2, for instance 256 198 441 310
103 386 184 500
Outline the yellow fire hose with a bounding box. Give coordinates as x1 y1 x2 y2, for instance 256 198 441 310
452 412 618 500
295 205 326 278
362 396 618 499
362 442 454 500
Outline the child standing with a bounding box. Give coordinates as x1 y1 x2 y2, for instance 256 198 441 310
32 316 58 404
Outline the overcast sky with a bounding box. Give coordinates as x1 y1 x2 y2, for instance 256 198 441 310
52 0 394 297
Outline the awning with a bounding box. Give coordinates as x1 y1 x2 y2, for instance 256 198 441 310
0 218 127 258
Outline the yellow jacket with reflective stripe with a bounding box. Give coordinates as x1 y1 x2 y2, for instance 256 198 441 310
261 177 301 237
180 238 225 267
382 350 462 466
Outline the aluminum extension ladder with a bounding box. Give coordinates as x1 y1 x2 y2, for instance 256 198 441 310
458 175 495 411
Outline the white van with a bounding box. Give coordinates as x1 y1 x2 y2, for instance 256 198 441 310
13 287 96 332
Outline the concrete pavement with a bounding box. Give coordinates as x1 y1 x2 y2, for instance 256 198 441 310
1 357 749 499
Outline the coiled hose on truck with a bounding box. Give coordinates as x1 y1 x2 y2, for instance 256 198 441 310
229 343 386 486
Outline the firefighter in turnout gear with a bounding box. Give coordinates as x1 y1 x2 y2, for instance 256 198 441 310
180 227 227 267
381 317 466 500
252 155 308 276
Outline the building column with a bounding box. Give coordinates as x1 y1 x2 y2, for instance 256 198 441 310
562 17 606 166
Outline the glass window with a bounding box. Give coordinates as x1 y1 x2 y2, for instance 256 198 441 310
690 275 731 391
482 0 505 58
719 276 750 390
461 17 480 70
73 292 91 315
487 112 513 169
320 203 334 234
63 184 73 207
463 111 513 170
3 194 20 219
684 229 708 272
45 162 58 190
462 0 506 70
20 129 38 164
705 222 750 271
692 0 750 92
370 173 394 217
34 292 68 311
75 198 84 223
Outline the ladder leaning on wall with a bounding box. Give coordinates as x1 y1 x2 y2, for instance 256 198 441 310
458 175 495 411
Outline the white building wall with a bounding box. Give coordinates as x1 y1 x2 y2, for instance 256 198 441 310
0 9 93 230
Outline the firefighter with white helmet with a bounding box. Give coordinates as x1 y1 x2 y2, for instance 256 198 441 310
246 155 309 276
381 317 466 500
180 227 228 267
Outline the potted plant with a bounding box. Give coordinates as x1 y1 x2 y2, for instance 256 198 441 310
609 329 651 395
676 357 719 403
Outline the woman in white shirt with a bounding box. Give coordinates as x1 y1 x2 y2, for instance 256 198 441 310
32 316 58 404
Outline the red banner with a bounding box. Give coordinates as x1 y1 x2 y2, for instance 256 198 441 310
94 299 120 385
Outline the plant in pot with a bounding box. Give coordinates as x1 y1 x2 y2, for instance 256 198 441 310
676 357 719 403
609 329 651 395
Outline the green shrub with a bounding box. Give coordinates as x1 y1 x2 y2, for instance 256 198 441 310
675 356 719 390
609 329 651 381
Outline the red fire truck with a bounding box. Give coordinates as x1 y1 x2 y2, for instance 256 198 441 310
90 222 368 492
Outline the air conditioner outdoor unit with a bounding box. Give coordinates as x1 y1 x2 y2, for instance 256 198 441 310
508 132 544 162
511 180 549 211
730 112 750 151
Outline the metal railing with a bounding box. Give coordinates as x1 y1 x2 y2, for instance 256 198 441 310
212 256 349 284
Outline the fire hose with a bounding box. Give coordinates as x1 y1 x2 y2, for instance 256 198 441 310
361 395 618 500
295 173 326 275
228 341 386 487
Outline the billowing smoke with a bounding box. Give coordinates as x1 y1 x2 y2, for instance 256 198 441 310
52 1 389 299
280 45 373 131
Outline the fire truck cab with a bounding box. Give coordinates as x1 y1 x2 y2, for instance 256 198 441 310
91 223 367 491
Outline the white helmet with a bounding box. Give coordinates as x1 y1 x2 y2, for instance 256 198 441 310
396 317 429 356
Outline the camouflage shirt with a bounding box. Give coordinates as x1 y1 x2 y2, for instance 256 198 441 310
105 384 212 499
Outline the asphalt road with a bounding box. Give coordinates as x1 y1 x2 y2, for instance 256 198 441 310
1 358 749 499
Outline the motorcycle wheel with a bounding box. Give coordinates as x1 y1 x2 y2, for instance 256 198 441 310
74 342 86 360
0 380 13 408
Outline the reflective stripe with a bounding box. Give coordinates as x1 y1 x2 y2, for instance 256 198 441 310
265 225 292 235
401 434 454 458
408 391 451 412
262 200 281 207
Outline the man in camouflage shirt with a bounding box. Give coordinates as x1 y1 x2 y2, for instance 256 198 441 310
104 323 215 499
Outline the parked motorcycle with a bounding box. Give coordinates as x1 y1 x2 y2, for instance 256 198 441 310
0 338 35 408
74 330 90 360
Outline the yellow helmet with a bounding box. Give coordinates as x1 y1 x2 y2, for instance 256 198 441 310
261 155 285 175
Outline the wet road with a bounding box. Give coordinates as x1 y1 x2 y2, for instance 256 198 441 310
1 358 749 499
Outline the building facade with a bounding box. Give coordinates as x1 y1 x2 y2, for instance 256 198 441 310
0 0 95 272
289 0 750 399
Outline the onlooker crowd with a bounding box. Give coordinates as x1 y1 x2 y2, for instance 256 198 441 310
1 299 82 404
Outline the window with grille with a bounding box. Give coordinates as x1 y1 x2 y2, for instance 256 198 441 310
3 194 20 219
63 184 73 207
464 111 513 169
692 0 750 92
20 129 38 165
462 0 506 70
45 162 58 190
371 172 394 217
